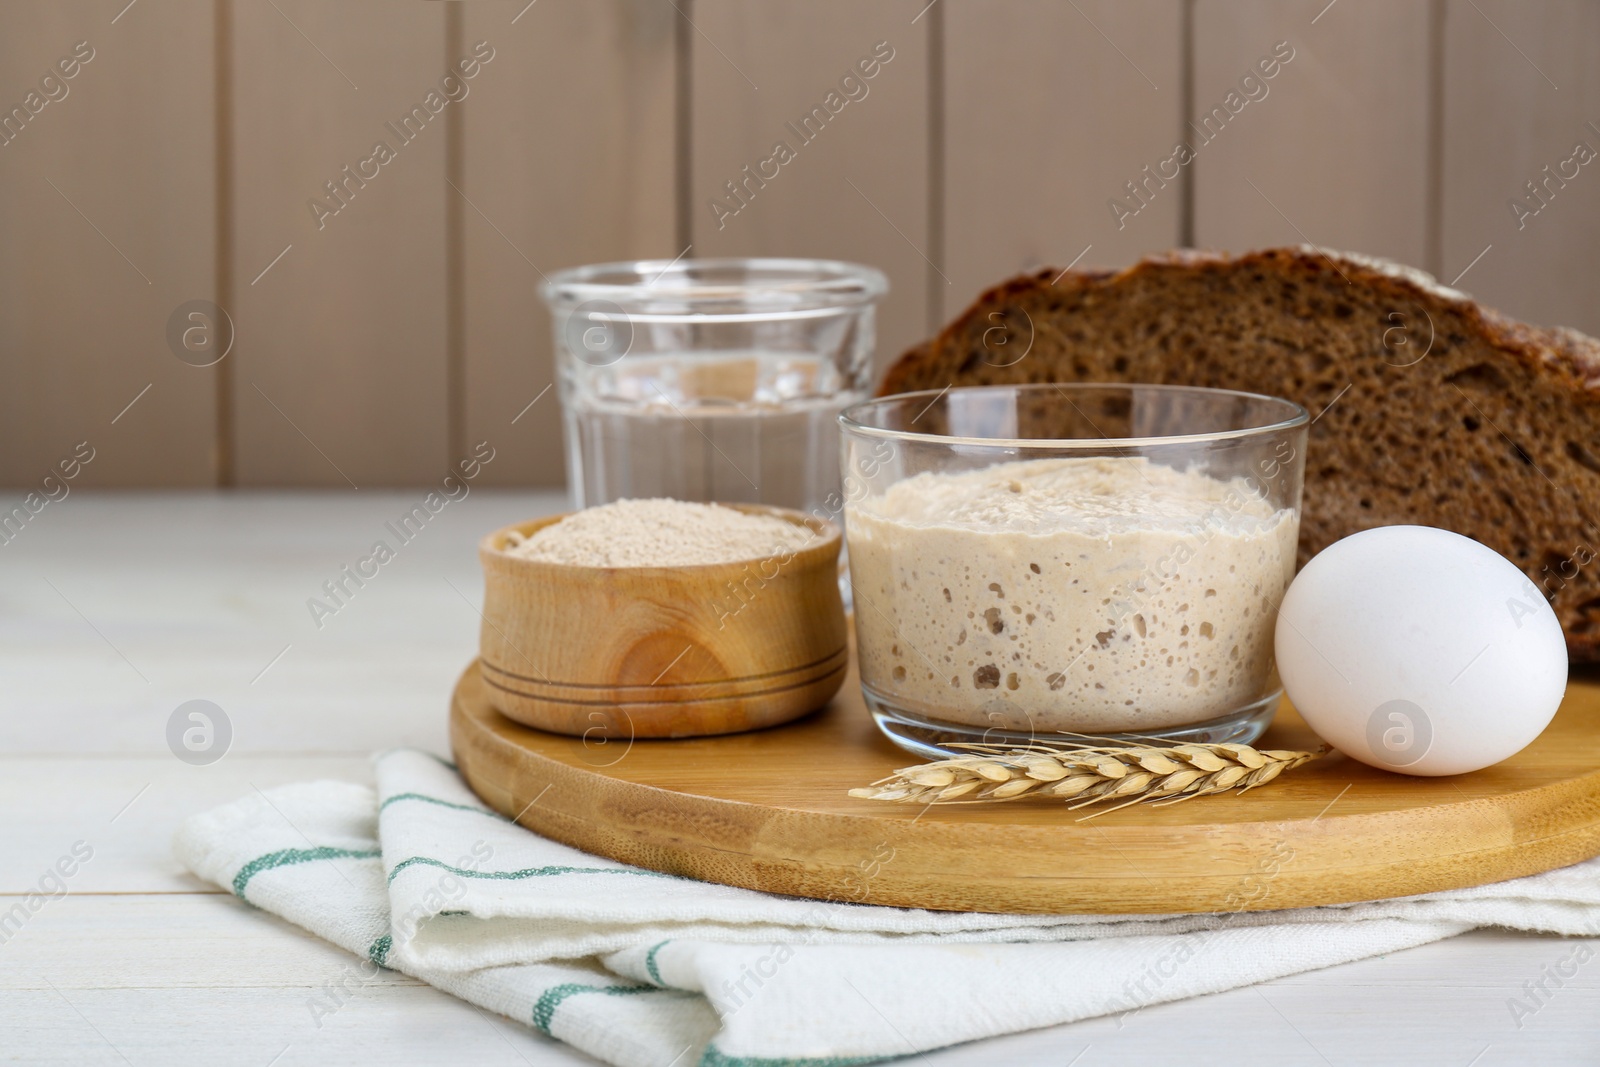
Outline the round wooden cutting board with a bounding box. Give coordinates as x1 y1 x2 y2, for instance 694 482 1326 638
451 652 1600 914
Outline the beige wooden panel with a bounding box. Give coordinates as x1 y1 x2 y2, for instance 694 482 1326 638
944 0 1183 323
1442 0 1600 335
690 0 930 373
229 0 449 486
1193 0 1431 268
0 0 215 488
461 0 677 488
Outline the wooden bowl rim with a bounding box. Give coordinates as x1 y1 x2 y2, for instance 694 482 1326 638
478 502 842 577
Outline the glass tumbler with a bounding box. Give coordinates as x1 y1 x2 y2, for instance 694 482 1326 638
840 384 1309 759
541 258 887 521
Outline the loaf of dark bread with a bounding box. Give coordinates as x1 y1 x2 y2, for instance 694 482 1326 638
880 247 1600 661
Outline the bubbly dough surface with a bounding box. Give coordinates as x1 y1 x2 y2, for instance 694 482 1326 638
846 457 1297 732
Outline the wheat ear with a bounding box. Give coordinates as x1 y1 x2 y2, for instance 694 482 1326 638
849 741 1323 818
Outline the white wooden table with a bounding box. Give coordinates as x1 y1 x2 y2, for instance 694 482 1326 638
3 492 1596 1065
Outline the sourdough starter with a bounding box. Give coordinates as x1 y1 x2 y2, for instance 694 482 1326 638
845 457 1297 732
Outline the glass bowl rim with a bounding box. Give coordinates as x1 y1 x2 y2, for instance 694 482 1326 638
839 383 1310 449
542 257 889 313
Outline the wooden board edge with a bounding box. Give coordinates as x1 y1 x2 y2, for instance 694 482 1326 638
451 660 1600 914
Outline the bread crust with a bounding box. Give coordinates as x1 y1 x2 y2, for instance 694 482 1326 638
879 246 1600 660
882 248 1600 398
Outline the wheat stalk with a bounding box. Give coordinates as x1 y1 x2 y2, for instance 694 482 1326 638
849 740 1323 819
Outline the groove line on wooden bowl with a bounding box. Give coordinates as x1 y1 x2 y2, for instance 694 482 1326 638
481 645 848 694
483 663 849 711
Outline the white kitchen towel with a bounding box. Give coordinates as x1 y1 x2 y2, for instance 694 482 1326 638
175 749 1600 1067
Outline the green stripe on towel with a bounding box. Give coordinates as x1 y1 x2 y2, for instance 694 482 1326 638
367 935 392 968
232 846 381 898
530 983 659 1035
645 940 671 986
378 792 502 818
386 856 673 885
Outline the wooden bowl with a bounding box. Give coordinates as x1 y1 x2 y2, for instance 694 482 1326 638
477 505 848 738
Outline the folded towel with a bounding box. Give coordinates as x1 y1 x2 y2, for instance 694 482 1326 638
175 750 1600 1067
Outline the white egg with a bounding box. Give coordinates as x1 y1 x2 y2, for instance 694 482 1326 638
1274 525 1567 776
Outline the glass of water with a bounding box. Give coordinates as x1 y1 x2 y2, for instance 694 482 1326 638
542 258 887 524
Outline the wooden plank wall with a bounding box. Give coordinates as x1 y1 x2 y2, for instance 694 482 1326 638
229 0 450 488
690 0 932 368
0 0 217 487
461 0 677 487
1192 0 1434 270
0 0 1595 488
1441 0 1600 330
944 0 1184 308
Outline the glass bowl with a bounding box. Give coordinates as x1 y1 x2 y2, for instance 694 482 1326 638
839 383 1309 759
